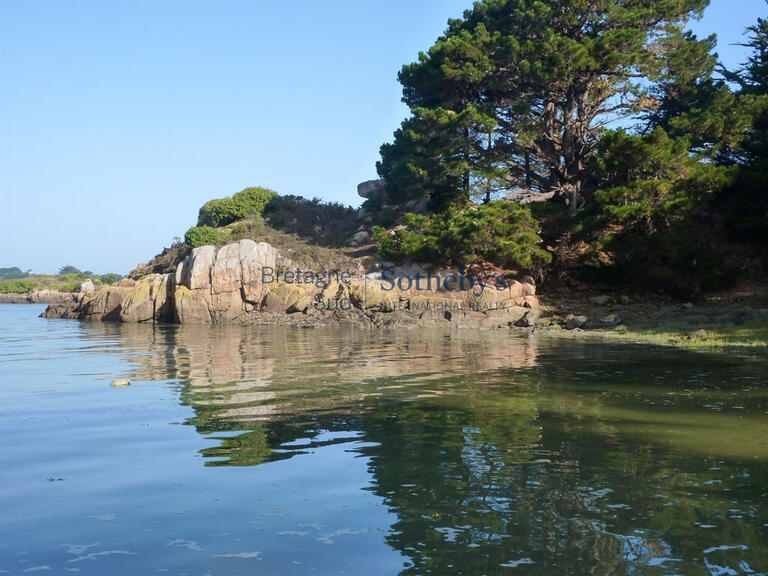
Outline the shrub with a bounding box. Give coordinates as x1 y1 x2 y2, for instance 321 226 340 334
197 187 278 228
99 273 123 285
373 201 551 271
263 195 359 247
232 187 277 216
197 198 241 228
0 279 36 293
185 226 222 248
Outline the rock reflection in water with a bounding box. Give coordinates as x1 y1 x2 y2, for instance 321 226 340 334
76 321 768 575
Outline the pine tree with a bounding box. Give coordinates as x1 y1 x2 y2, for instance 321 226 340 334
719 9 768 239
378 0 712 213
645 28 750 155
377 105 498 210
730 12 768 163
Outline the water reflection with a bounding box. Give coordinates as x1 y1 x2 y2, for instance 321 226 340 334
74 321 768 575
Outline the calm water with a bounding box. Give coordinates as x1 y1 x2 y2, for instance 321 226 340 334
0 304 767 575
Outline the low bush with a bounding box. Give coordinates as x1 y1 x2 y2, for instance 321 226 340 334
99 273 123 285
232 187 277 217
198 198 240 228
263 195 359 247
185 226 222 248
373 201 551 271
0 279 36 293
197 187 278 228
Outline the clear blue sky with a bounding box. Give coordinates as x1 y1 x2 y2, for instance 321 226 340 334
1 0 765 274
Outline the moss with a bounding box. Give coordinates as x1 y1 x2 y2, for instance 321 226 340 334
541 313 768 350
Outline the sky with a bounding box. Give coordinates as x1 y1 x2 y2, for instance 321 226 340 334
1 0 766 274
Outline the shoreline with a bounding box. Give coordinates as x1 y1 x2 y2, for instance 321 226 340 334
7 290 763 350
0 291 77 305
9 236 767 350
532 310 768 350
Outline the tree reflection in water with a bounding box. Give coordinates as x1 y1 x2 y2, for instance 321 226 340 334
85 322 768 575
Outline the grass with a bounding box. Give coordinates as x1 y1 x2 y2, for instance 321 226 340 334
220 217 366 270
541 309 768 349
0 273 112 294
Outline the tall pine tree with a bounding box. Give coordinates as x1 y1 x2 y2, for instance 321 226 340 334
378 0 711 213
720 10 768 239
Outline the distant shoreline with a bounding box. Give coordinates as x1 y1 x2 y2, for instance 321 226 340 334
0 291 76 305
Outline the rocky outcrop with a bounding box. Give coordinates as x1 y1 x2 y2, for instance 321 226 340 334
173 240 278 323
79 279 96 294
0 290 78 304
348 230 371 246
119 274 174 323
357 179 385 199
43 239 278 324
41 239 540 329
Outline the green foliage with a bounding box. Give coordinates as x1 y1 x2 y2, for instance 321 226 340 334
581 128 737 295
0 279 36 293
232 186 278 216
374 201 550 271
726 12 768 95
378 0 711 210
197 198 240 228
0 267 26 280
58 265 81 275
361 191 401 228
720 158 768 240
0 271 121 293
378 105 498 209
718 14 768 241
58 279 84 292
197 187 278 227
99 273 122 285
184 226 222 248
263 195 359 247
592 128 736 233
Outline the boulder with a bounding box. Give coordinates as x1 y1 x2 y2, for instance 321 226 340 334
357 179 385 199
515 310 539 327
78 287 130 321
40 302 80 319
186 245 216 291
349 230 371 246
599 313 622 327
174 286 213 324
79 279 95 294
119 278 155 323
378 310 420 329
589 295 611 306
173 239 279 323
119 274 175 323
565 314 588 330
40 238 550 332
